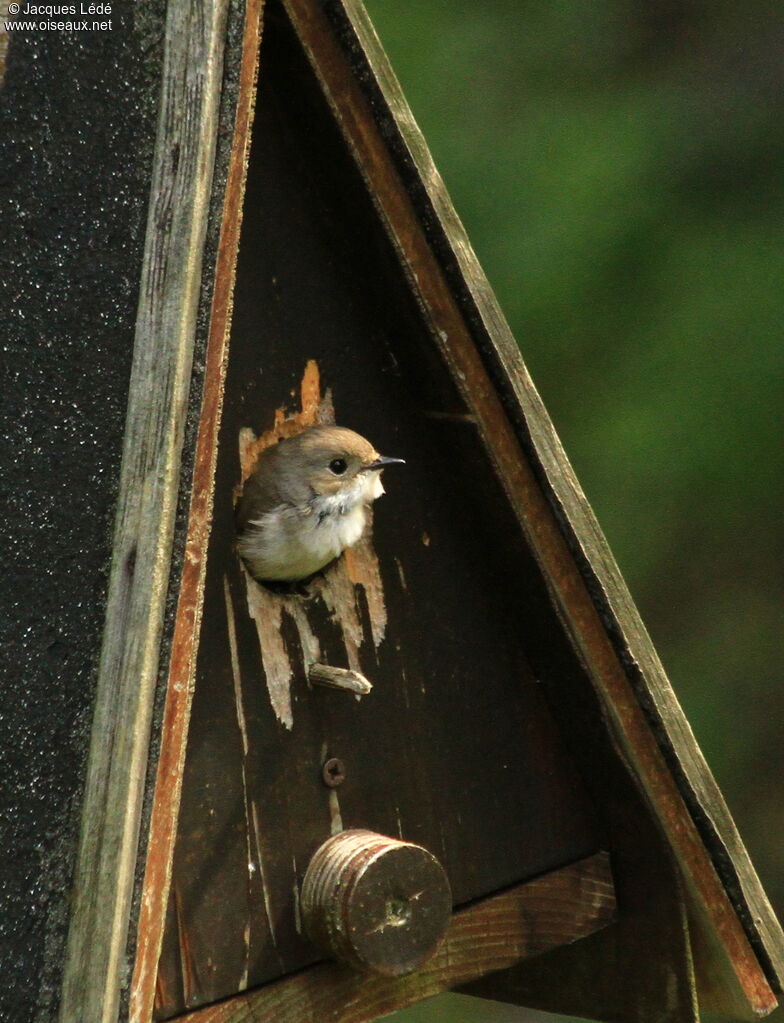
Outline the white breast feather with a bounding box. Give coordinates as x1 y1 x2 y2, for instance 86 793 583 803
239 471 385 581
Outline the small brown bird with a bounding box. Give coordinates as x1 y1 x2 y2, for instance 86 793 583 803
236 425 405 583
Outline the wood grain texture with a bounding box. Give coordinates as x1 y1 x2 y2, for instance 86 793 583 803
58 0 232 1018
308 663 373 695
152 15 604 1013
283 0 783 1014
464 758 700 1023
129 2 266 1021
177 852 616 1023
299 829 452 977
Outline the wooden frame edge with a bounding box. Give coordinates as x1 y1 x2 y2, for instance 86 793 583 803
282 0 781 1014
58 0 232 1019
128 1 267 1021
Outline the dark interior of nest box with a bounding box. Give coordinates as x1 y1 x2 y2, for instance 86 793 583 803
153 5 618 1018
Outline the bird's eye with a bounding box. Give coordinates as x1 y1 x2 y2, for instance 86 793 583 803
329 458 347 475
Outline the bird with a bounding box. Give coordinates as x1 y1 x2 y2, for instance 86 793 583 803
236 425 405 585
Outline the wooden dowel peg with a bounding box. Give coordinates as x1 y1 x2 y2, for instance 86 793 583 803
309 663 373 695
301 829 452 977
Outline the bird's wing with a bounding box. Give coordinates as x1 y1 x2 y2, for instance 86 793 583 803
236 458 286 530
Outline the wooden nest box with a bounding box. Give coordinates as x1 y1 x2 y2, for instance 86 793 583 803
34 1 782 1021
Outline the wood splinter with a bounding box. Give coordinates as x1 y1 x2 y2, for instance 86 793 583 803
309 663 373 695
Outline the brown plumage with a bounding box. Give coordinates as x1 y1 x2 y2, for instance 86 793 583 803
236 425 404 583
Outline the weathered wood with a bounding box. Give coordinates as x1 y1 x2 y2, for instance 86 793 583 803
284 0 783 1014
464 761 700 1023
177 852 616 1023
128 2 267 1022
58 0 232 1018
105 2 782 1020
300 829 452 977
151 12 604 1011
309 663 373 695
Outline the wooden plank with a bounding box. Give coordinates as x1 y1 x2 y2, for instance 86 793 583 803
282 0 782 1015
151 11 605 1011
464 758 699 1023
469 887 695 1023
128 2 267 1022
177 852 616 1023
57 0 232 1018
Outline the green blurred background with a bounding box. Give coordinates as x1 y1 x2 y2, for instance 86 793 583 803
362 1 784 1020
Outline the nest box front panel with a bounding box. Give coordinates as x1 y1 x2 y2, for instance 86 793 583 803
153 7 605 1017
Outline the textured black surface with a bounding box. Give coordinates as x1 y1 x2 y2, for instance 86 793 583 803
0 9 165 1020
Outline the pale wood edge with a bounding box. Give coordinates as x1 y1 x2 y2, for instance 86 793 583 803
128 2 267 1021
176 852 616 1023
0 2 9 87
58 0 231 1019
285 0 783 1012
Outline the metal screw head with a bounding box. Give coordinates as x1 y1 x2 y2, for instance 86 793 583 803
322 757 346 788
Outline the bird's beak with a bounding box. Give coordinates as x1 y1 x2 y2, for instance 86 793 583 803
365 456 406 471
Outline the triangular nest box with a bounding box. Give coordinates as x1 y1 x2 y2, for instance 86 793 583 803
58 2 784 1022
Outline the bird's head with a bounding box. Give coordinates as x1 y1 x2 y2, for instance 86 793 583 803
275 425 404 502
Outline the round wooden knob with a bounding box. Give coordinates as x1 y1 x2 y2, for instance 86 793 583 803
301 829 452 977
